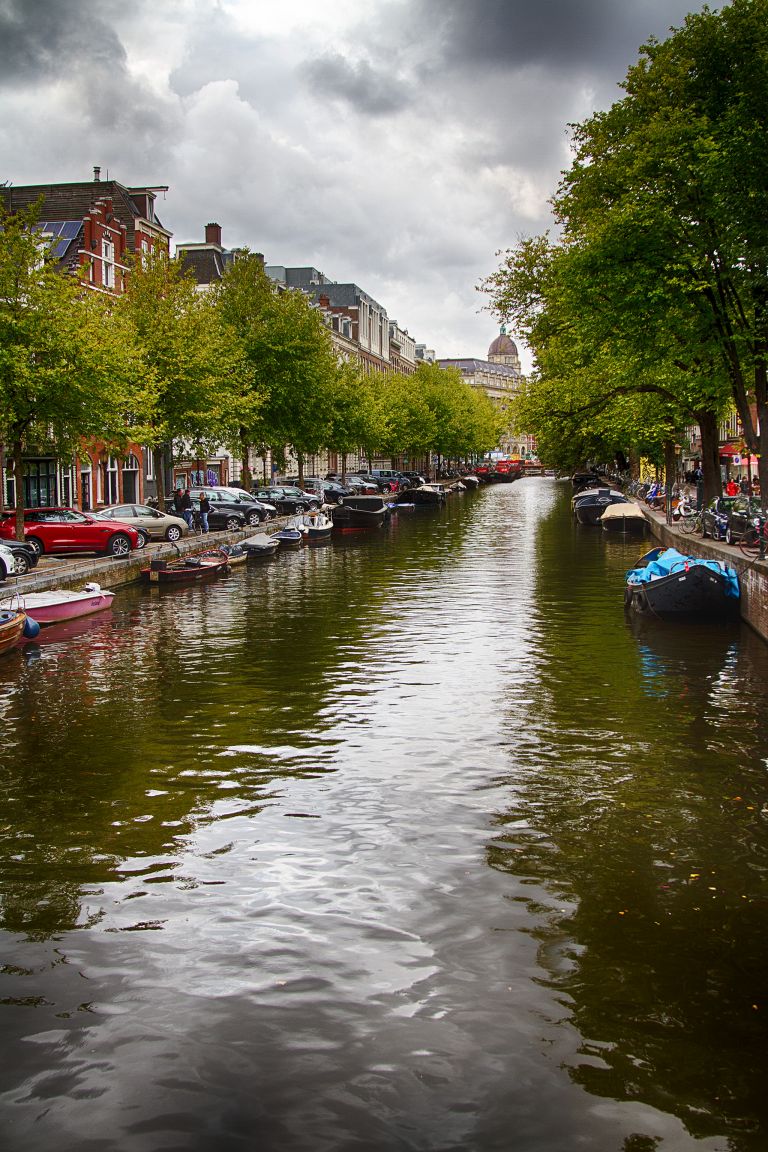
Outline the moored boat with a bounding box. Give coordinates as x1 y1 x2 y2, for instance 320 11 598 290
241 533 280 560
0 608 28 654
0 582 115 625
140 553 230 583
270 524 305 549
394 484 446 506
573 487 628 525
600 502 649 535
331 495 387 533
300 512 333 545
216 543 248 566
624 546 740 618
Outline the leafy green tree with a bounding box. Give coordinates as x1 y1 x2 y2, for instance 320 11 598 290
555 0 768 494
324 360 378 479
216 255 339 487
0 203 141 538
119 250 245 503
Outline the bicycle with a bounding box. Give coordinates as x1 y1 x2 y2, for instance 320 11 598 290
738 515 768 558
676 501 702 534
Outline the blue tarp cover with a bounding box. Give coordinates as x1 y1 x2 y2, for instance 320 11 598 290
627 547 740 598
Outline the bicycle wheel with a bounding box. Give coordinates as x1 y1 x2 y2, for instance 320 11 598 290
739 526 761 557
679 514 699 535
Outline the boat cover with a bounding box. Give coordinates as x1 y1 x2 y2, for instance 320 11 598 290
626 547 740 598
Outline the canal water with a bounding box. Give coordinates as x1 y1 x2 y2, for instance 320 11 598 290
1 479 767 1152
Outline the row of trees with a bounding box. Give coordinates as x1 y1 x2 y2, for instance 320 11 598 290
481 0 768 504
0 203 504 536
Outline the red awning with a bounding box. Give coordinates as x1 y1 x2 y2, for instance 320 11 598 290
719 444 742 457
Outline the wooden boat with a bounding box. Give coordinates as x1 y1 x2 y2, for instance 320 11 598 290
572 487 628 525
241 533 280 560
460 475 481 489
600 502 649 535
140 552 230 583
331 495 387 533
0 608 28 654
300 512 333 545
0 582 115 625
624 546 740 618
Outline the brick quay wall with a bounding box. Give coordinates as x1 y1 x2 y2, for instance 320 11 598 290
646 507 768 642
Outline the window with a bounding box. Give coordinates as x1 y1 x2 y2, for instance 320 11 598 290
102 238 115 289
105 457 119 504
23 459 57 508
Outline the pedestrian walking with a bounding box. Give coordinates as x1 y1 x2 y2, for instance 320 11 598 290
198 491 211 534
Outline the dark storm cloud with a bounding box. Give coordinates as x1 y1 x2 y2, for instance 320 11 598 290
405 0 716 70
301 52 413 115
0 0 126 85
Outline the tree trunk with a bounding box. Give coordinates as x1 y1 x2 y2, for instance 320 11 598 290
340 452 347 483
297 453 305 486
697 408 722 505
153 446 167 505
663 439 677 524
240 428 251 491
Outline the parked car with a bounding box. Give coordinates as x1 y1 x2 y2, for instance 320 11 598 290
342 475 380 495
211 487 277 523
700 495 740 540
718 496 765 545
0 508 140 557
350 473 385 491
401 471 427 486
0 538 40 575
164 490 248 531
298 478 352 504
252 486 321 514
93 503 190 544
370 469 411 492
0 543 18 582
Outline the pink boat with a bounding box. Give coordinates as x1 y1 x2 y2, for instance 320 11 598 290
0 582 115 626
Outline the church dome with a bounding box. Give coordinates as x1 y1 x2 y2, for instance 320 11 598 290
488 330 518 358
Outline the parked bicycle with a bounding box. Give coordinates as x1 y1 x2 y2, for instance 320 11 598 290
677 507 703 535
738 514 768 558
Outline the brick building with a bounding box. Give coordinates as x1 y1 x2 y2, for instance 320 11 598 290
0 171 171 511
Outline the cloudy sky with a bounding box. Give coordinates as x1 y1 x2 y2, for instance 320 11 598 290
1 0 720 369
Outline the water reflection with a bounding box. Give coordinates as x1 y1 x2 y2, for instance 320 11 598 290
0 482 766 1150
489 490 768 1148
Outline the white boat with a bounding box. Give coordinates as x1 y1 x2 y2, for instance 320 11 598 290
0 582 115 625
299 512 333 544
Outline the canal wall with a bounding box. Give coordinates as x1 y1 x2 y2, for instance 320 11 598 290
645 507 768 641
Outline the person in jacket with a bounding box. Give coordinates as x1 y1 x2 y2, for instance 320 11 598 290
198 491 211 534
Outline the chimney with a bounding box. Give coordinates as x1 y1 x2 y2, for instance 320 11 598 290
93 166 101 182
318 293 330 309
205 222 222 246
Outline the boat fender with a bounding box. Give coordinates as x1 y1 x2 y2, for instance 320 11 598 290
23 615 41 639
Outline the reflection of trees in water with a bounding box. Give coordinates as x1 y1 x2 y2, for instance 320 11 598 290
488 490 768 1147
0 509 465 941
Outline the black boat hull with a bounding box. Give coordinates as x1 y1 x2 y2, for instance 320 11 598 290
625 565 739 617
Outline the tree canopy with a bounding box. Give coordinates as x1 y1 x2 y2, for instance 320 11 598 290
482 0 768 499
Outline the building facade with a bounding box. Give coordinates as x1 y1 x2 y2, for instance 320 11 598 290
1 171 172 512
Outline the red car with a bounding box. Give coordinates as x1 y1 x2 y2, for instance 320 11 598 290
0 508 140 557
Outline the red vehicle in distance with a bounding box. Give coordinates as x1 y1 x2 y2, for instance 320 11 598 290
0 508 140 557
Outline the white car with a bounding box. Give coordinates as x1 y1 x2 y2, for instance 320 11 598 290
0 543 18 581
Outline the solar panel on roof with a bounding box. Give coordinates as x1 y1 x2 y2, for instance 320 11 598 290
38 220 81 260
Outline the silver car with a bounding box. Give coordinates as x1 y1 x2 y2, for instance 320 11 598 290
94 503 190 545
